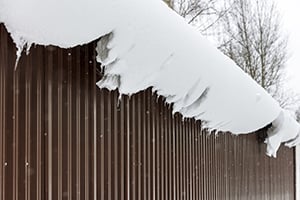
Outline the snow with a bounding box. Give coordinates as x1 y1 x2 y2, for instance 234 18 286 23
266 110 300 157
1 0 300 157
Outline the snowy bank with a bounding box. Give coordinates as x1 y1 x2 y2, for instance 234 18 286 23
0 0 299 157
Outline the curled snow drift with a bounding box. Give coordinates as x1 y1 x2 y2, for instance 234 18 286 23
0 0 299 157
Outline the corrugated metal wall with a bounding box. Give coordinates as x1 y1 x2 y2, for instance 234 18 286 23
43 43 98 200
0 24 295 200
0 24 45 200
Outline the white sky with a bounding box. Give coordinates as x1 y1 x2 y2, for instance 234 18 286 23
277 0 300 94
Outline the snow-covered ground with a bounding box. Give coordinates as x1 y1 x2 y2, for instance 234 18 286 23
0 0 299 157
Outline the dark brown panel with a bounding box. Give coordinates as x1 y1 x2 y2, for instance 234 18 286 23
0 23 296 200
43 44 97 200
0 24 45 200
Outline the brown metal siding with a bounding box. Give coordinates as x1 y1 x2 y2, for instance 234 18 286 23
0 25 45 200
0 24 296 200
43 45 97 200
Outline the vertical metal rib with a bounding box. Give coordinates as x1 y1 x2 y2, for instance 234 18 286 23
195 122 199 200
75 48 81 200
67 49 73 200
84 47 89 200
141 92 146 200
99 89 105 200
190 121 194 200
146 90 152 200
160 101 164 200
57 50 63 200
150 96 153 200
179 116 183 199
36 49 43 200
163 102 167 199
92 47 97 200
188 120 192 200
46 48 53 200
83 47 89 200
174 114 178 200
137 93 141 200
25 57 32 200
0 43 2 200
183 120 186 200
126 95 130 200
113 91 118 200
0 25 6 200
107 91 112 200
202 127 206 200
172 111 176 200
130 95 136 200
119 95 125 200
168 104 172 200
12 66 19 200
155 96 160 200
175 114 180 200
1 26 10 200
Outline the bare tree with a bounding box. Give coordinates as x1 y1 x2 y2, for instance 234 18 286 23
167 0 298 109
170 0 288 94
171 0 228 33
217 0 290 107
273 87 300 110
296 107 300 122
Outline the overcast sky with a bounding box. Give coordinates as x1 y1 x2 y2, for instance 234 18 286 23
277 0 300 94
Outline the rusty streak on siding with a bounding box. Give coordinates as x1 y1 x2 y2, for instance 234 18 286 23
0 24 296 199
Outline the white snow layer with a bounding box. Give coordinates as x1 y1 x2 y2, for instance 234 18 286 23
0 0 299 157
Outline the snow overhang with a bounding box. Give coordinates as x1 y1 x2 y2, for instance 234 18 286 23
0 0 299 157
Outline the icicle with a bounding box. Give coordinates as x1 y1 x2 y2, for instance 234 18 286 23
12 34 31 70
26 42 32 55
117 93 123 107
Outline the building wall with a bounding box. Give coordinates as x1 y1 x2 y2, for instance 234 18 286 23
0 24 295 200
